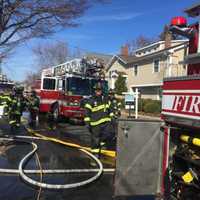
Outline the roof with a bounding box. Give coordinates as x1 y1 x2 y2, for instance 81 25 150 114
134 40 188 53
117 55 138 64
184 2 200 17
106 41 188 71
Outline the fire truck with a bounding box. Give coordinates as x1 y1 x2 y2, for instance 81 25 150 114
113 3 200 200
161 3 200 199
39 57 108 121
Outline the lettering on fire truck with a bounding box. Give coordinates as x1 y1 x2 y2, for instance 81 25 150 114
172 95 200 113
162 91 200 119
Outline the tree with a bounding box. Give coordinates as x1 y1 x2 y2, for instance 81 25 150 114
33 41 70 69
24 71 40 87
115 74 127 95
0 0 102 57
126 35 156 55
28 40 83 86
135 35 155 48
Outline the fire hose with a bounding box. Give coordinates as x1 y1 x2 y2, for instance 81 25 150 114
180 135 200 147
0 135 104 189
164 134 200 199
0 114 115 189
26 128 116 158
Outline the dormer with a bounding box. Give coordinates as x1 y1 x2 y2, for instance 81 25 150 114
134 42 163 57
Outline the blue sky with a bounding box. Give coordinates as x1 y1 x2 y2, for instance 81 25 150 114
2 0 198 81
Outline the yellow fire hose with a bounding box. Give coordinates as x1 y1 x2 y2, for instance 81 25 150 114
180 135 200 147
26 128 116 158
179 134 200 184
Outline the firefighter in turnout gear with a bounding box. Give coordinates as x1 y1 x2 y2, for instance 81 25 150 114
84 83 115 158
47 103 58 130
28 90 40 128
9 86 24 132
108 89 121 119
0 90 12 117
108 89 121 136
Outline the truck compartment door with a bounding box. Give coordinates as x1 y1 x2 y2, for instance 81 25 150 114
114 119 163 199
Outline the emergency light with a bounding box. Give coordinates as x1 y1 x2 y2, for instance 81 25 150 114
170 16 187 27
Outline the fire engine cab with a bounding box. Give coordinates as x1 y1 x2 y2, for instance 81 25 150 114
39 58 108 121
162 3 200 199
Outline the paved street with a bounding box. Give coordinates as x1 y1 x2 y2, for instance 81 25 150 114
0 116 115 200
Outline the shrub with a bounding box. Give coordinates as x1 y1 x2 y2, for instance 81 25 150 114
115 74 127 95
143 100 161 113
138 98 153 112
123 97 161 113
138 98 143 112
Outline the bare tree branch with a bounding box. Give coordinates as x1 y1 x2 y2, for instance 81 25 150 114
33 41 71 69
0 0 104 59
126 35 157 55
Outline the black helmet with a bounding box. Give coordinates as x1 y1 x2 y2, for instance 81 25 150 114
13 85 24 96
109 89 115 95
17 86 24 93
93 83 102 90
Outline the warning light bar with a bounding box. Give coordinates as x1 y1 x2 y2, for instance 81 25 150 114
170 16 187 27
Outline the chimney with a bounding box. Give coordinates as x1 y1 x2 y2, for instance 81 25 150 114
121 45 129 57
164 31 172 48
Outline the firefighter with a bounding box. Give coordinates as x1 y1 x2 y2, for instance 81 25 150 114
0 90 12 117
84 83 115 158
8 86 24 132
108 89 121 119
108 89 121 134
28 90 40 128
47 104 57 130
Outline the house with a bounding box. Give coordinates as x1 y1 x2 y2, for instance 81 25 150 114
106 39 188 100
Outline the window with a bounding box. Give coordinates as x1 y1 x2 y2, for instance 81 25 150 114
67 77 90 96
63 79 66 90
91 79 108 96
133 65 138 76
57 79 63 90
43 78 56 90
153 59 160 73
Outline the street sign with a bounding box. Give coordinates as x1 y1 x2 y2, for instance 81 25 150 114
123 89 139 119
125 94 135 105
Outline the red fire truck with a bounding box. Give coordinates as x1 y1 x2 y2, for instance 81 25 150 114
38 58 107 121
161 4 200 199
